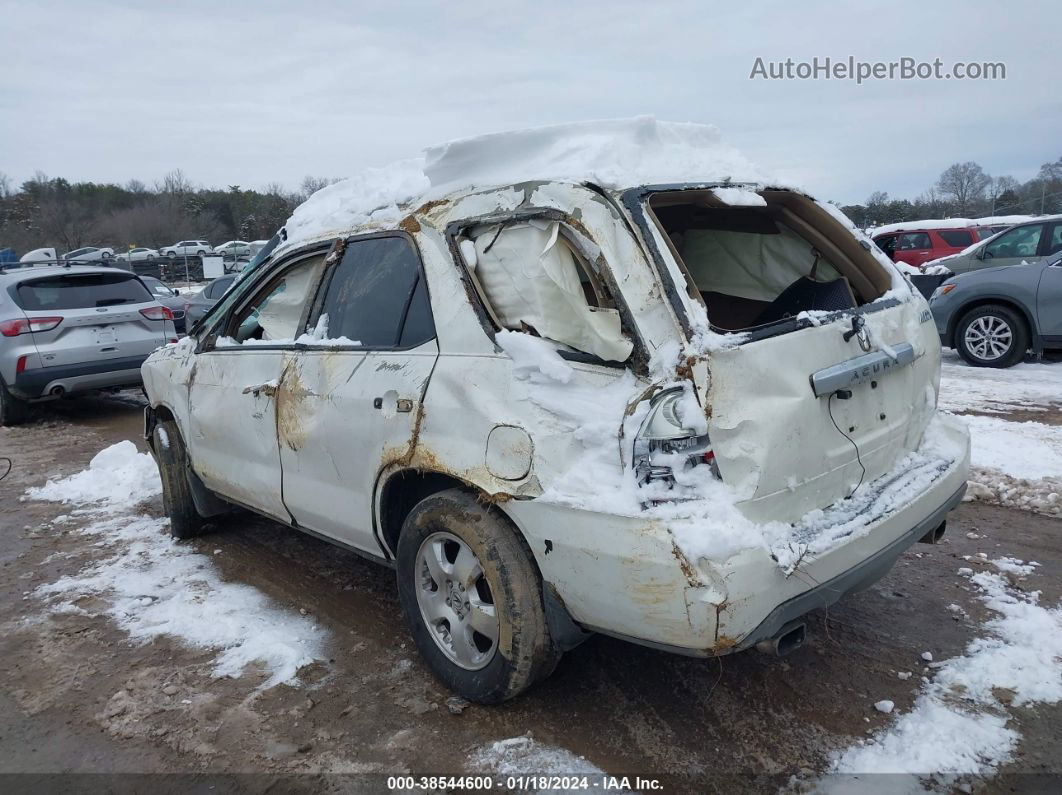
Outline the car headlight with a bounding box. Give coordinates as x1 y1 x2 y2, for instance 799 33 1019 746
930 283 957 301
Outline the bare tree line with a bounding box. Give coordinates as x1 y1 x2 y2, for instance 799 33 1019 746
840 156 1062 229
0 170 340 255
4 156 1061 255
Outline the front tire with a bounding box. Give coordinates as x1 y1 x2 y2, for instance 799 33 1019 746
0 379 31 426
396 489 560 703
955 304 1028 368
152 420 206 538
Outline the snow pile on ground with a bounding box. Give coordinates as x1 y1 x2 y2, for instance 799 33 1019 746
833 560 1062 779
964 474 1062 517
939 353 1062 416
468 735 609 782
940 353 1062 517
26 440 160 511
27 442 327 689
961 415 1062 481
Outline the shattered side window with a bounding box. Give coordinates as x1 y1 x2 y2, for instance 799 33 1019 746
460 221 633 362
229 254 325 343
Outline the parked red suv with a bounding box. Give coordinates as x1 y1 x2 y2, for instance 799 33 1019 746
872 225 996 269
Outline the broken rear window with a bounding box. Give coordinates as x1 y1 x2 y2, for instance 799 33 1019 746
642 188 892 332
457 220 633 363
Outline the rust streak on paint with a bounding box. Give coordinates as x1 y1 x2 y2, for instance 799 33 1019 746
276 357 312 451
670 543 701 587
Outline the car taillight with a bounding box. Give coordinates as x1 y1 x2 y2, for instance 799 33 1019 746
0 316 63 336
632 386 715 486
140 306 174 321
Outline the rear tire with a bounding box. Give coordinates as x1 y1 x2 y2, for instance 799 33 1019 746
396 489 560 703
0 379 31 426
955 304 1028 368
152 420 206 538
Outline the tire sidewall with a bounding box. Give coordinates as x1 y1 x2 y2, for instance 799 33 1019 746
0 378 29 426
956 306 1027 368
395 491 546 703
152 420 204 538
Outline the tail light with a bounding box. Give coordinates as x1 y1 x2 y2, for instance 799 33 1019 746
0 316 63 336
140 306 174 321
632 386 716 485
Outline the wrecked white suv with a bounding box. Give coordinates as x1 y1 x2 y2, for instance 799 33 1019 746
141 120 970 703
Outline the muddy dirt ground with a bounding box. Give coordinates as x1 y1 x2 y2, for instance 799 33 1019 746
1 393 1060 793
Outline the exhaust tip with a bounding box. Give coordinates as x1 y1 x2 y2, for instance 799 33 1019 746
756 622 807 656
918 520 947 544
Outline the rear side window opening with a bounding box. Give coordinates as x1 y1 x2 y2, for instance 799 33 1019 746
15 272 152 310
638 188 893 334
452 216 635 364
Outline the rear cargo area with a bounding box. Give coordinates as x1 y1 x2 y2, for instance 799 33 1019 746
640 187 946 549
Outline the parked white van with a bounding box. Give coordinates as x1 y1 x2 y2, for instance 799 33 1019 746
141 119 970 702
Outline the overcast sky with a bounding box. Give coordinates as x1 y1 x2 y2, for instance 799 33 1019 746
2 0 1058 205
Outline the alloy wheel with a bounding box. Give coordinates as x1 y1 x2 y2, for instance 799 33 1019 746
414 531 498 670
964 315 1013 361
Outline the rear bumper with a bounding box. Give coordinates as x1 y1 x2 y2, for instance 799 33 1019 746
731 480 965 652
505 415 970 656
12 355 148 400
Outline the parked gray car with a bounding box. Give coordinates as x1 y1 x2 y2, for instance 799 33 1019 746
140 276 188 333
0 264 176 425
926 214 1062 275
183 274 236 330
930 251 1062 367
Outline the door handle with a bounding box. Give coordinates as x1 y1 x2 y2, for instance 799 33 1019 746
243 382 277 397
374 397 414 412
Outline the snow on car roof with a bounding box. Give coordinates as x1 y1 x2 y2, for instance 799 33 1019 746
277 117 778 257
870 214 1044 236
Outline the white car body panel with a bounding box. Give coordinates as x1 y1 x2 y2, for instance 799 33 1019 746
142 178 969 656
185 349 288 518
277 341 439 552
